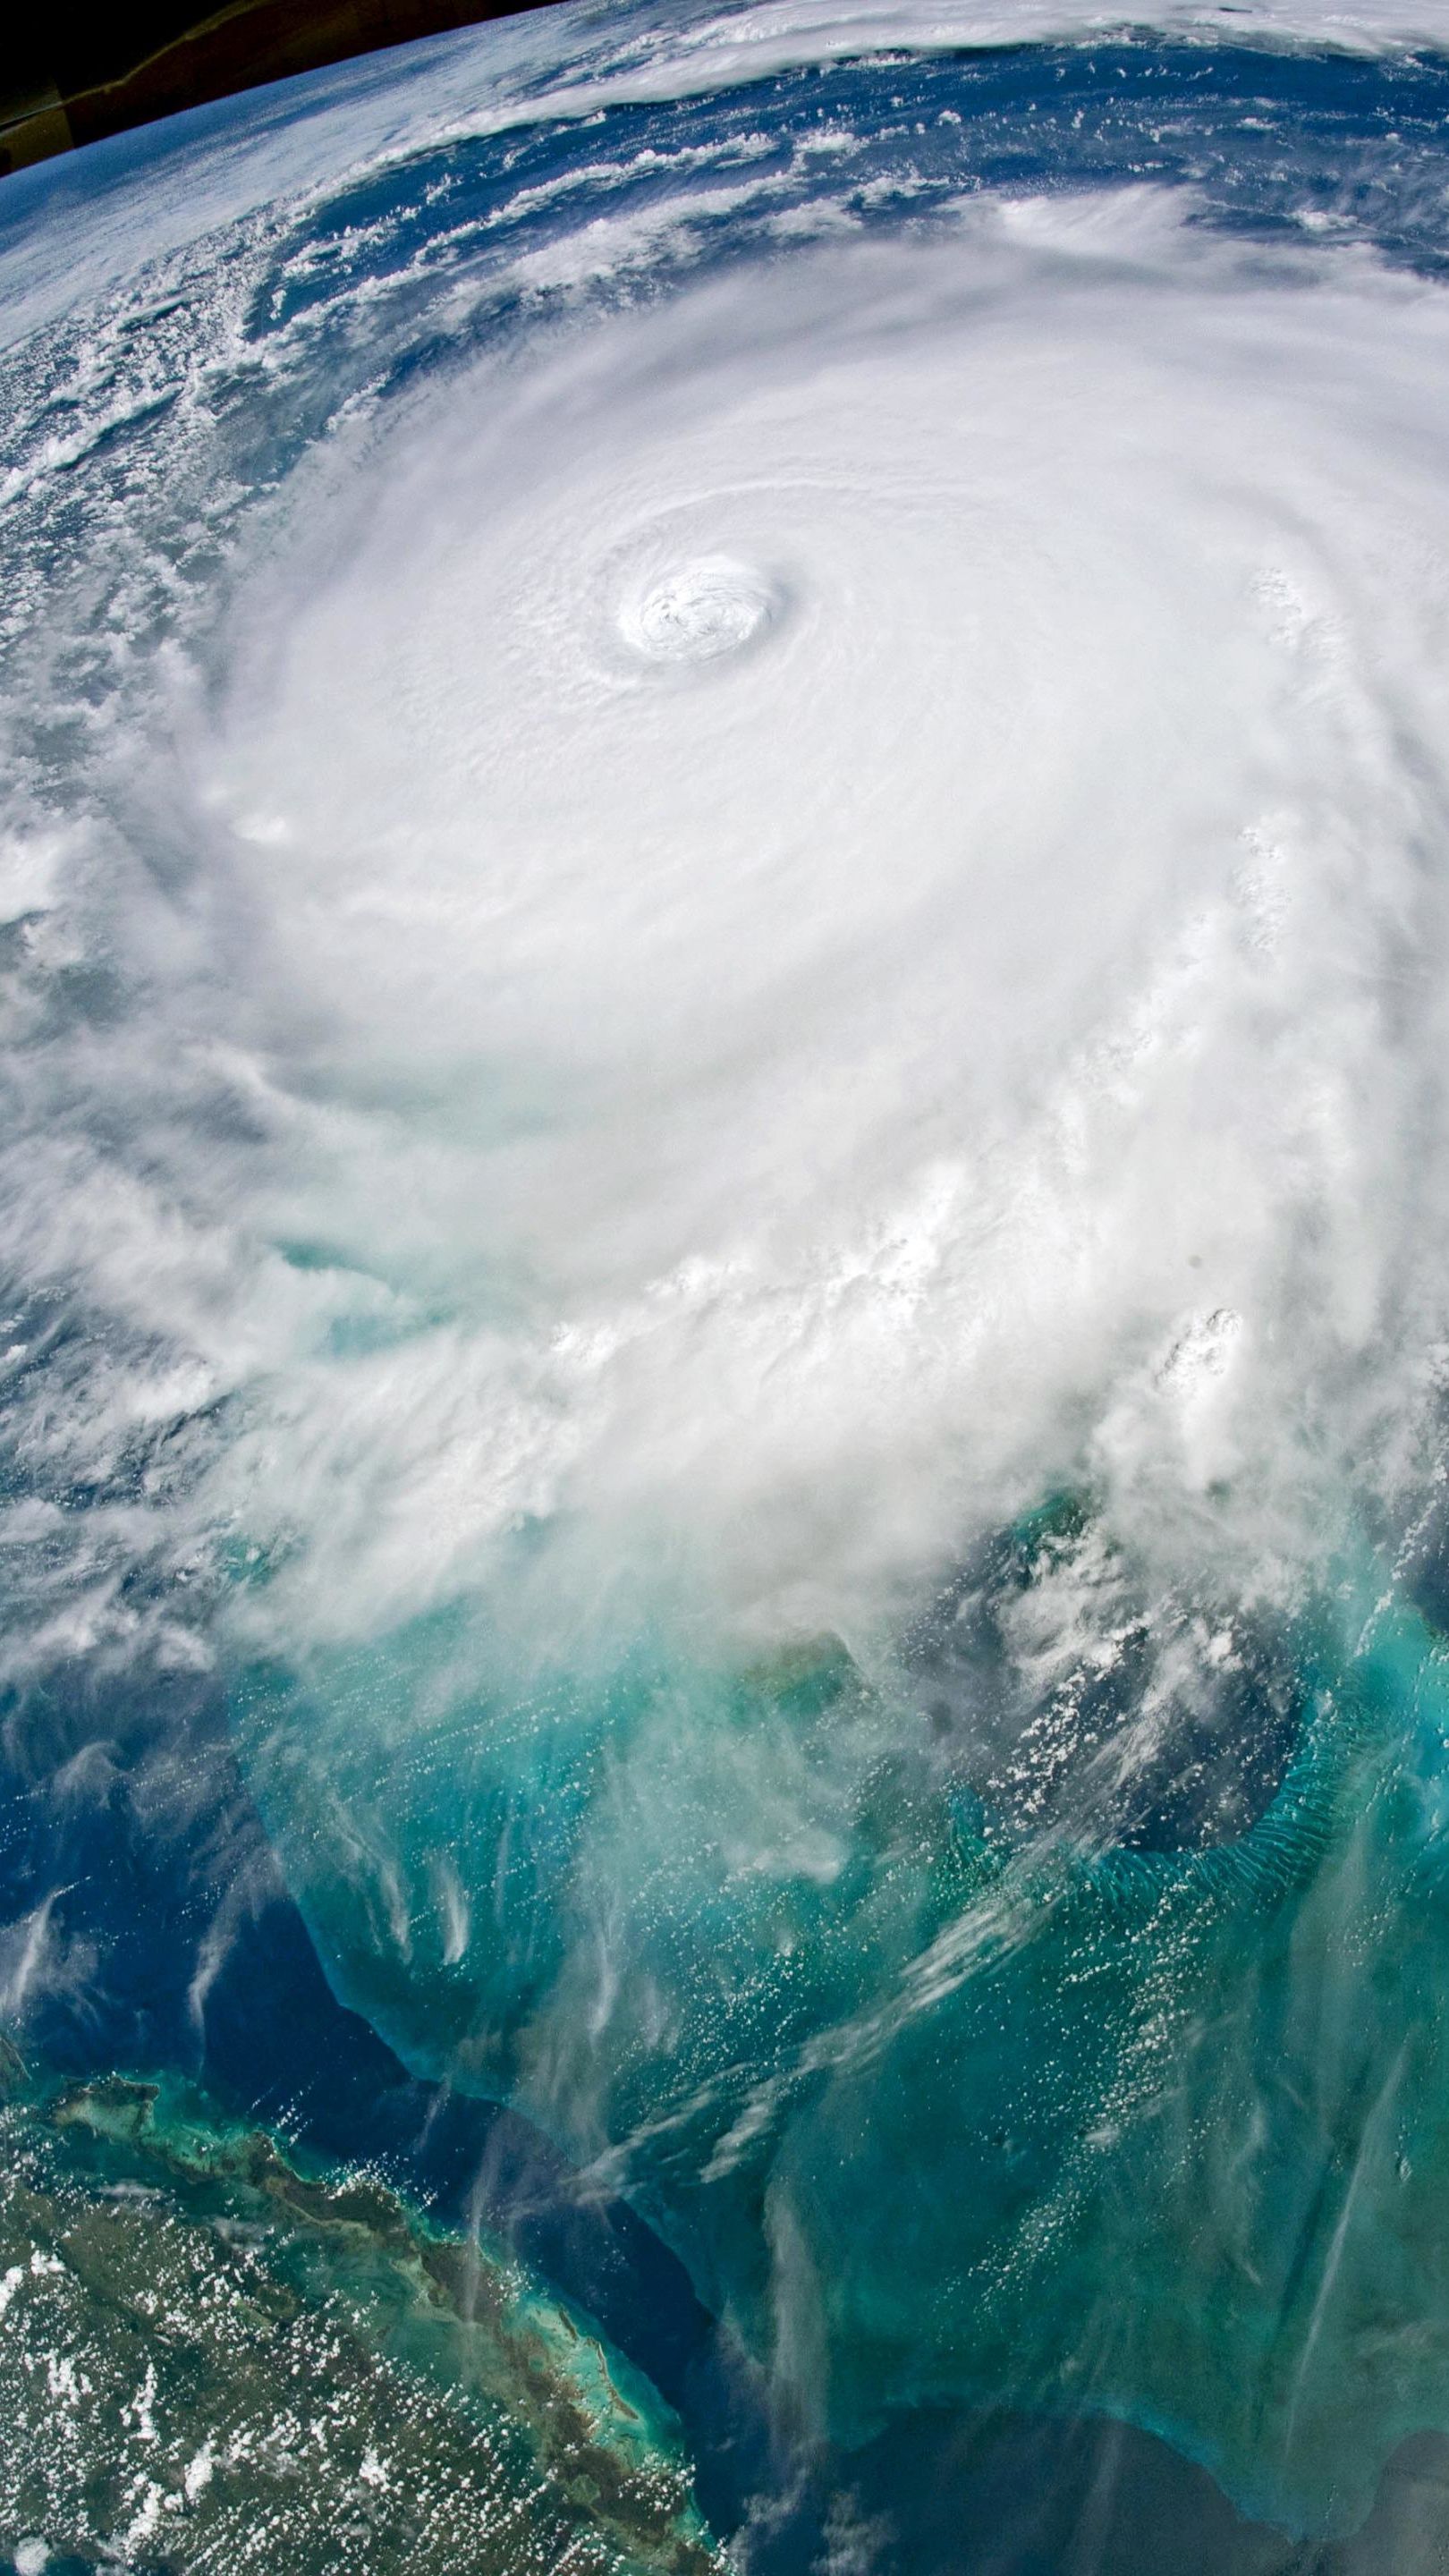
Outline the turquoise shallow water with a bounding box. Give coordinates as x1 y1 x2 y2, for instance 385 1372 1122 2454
229 1519 1449 2536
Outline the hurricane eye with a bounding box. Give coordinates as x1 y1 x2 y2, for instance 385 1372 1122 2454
619 556 779 665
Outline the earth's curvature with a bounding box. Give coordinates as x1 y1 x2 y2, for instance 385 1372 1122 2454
7 4 1449 2569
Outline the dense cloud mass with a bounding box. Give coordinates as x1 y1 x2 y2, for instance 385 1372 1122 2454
9 4 1449 2559
13 125 1449 1679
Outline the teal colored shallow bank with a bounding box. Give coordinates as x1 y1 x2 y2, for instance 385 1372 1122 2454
232 1519 1449 2538
8 3 1449 2568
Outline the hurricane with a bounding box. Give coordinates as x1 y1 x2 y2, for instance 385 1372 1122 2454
7 4 1449 2569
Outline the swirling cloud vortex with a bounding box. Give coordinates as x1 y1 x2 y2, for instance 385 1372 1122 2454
9 2 1449 2537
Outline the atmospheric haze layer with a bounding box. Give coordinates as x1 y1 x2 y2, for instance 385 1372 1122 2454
7 4 1449 2570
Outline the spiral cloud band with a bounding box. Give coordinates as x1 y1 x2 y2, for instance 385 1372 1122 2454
7 4 1449 2555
